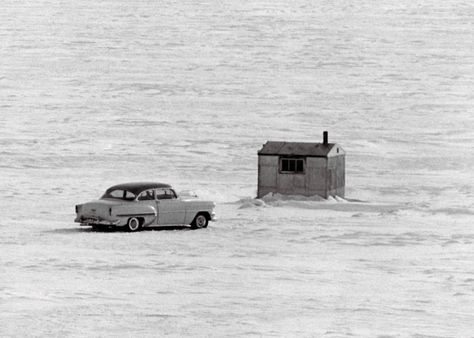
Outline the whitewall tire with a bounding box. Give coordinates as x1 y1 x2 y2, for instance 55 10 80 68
126 217 141 232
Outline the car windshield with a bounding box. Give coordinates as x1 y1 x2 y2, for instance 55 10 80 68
101 189 137 201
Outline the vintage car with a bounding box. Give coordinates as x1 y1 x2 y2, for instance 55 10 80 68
74 182 216 231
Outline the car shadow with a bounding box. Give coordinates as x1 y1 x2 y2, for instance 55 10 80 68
47 225 196 234
142 225 192 232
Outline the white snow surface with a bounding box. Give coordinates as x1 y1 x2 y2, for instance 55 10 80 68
1 0 473 337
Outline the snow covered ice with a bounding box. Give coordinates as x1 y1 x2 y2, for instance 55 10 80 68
1 0 473 337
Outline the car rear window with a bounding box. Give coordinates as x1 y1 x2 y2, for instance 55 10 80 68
102 189 136 201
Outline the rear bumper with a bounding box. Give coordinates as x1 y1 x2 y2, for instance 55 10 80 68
75 216 120 226
210 212 216 221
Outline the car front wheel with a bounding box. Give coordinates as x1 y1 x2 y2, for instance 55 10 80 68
191 214 208 229
126 217 141 232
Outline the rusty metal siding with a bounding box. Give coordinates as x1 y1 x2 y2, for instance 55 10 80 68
327 155 345 198
257 155 278 198
277 171 307 196
327 144 345 157
338 155 345 197
307 157 327 194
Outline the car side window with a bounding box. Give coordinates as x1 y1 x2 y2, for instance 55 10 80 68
102 189 136 201
137 189 155 201
166 189 177 199
124 191 136 200
155 188 166 200
109 190 124 198
156 188 176 200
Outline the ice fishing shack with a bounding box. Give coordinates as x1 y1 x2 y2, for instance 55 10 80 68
257 131 345 199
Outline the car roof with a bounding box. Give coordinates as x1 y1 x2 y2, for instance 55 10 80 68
106 182 171 195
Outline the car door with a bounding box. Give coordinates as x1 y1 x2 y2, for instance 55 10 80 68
136 189 159 226
156 188 186 225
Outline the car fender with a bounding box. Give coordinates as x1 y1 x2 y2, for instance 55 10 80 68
183 200 215 224
113 204 157 227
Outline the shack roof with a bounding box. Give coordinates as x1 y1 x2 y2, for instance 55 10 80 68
258 141 338 157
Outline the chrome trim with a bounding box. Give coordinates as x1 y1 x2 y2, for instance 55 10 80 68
75 217 120 226
115 213 156 217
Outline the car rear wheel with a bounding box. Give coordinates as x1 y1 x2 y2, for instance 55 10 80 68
191 213 208 229
126 217 141 232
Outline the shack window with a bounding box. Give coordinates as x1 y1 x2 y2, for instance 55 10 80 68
280 158 305 174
